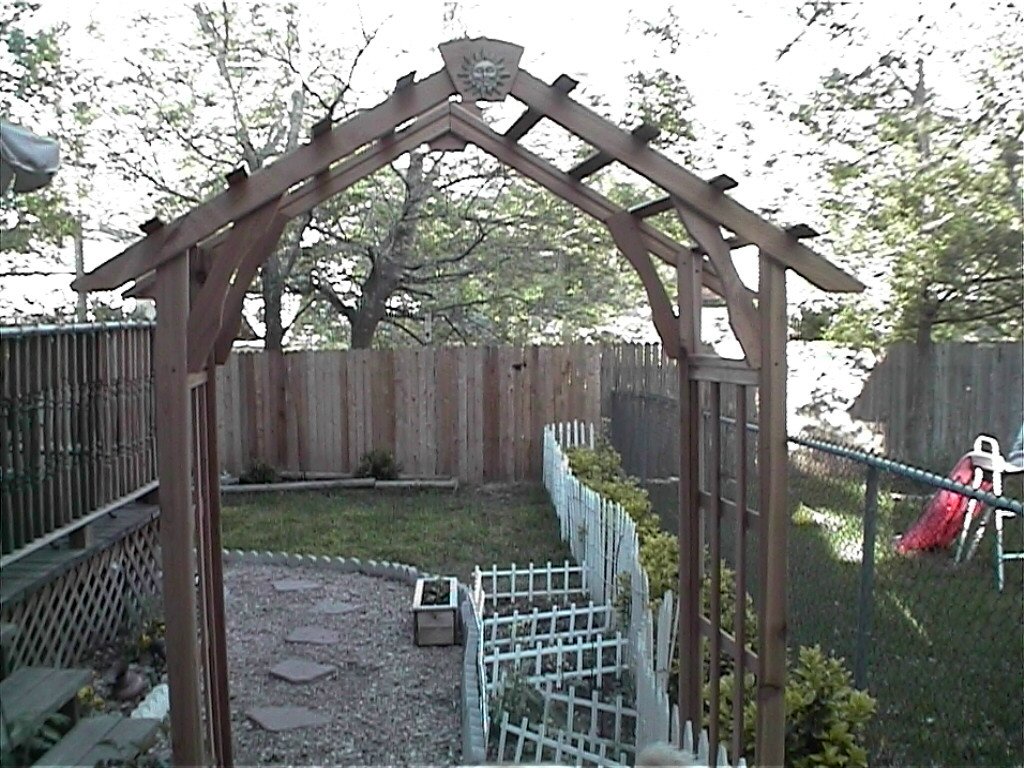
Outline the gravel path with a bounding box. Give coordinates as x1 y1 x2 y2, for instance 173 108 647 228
224 562 463 766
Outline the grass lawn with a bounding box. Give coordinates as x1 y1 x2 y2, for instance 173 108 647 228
220 483 571 582
788 469 1024 768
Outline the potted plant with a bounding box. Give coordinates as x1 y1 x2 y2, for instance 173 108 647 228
411 576 459 646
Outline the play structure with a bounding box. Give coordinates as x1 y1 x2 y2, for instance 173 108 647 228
71 38 863 766
896 432 1023 589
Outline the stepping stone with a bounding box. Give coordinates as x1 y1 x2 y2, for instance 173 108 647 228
246 706 329 732
269 658 337 684
313 600 360 615
285 626 340 645
272 579 320 592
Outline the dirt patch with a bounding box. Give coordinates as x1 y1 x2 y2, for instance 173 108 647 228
225 562 462 766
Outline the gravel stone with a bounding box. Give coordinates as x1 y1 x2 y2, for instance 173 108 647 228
226 562 462 766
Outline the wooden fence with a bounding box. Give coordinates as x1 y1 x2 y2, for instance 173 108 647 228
0 323 156 560
604 341 1024 472
849 341 1023 467
215 345 603 481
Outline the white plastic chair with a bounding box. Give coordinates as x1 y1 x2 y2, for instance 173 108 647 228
954 435 1024 591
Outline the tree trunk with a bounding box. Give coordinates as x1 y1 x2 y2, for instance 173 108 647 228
261 255 284 352
74 217 87 321
905 305 936 466
350 313 382 349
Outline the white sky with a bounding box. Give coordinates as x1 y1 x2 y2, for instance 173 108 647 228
7 0 1000 331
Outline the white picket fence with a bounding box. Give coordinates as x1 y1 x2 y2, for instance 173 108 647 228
484 632 627 692
481 602 614 652
536 680 638 751
495 711 632 767
542 421 748 767
475 561 589 606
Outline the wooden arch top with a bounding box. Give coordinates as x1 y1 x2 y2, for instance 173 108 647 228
74 36 862 341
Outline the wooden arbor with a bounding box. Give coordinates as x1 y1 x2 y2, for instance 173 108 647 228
73 38 862 767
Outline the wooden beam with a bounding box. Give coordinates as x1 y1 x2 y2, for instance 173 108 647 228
630 170 738 219
123 271 157 300
187 200 283 372
224 167 248 187
279 104 452 220
629 196 673 219
509 69 863 293
605 213 681 356
755 251 788 766
448 104 742 301
193 104 452 258
153 253 205 767
567 122 660 181
726 223 820 251
708 173 738 191
394 71 416 91
676 246 703 734
310 117 332 138
201 366 233 767
677 204 762 369
74 69 457 292
139 217 164 235
503 74 578 141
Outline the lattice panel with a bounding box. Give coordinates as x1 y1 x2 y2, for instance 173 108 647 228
0 519 161 670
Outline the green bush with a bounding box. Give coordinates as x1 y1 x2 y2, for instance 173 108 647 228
712 646 875 768
239 460 278 484
354 448 402 480
566 441 661 540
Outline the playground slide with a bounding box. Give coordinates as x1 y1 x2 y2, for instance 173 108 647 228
895 453 993 554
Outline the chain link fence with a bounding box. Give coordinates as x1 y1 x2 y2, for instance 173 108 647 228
604 389 1023 766
788 437 1023 767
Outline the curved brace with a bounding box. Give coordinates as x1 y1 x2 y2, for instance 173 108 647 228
212 214 290 365
677 204 762 369
187 200 284 372
606 213 681 357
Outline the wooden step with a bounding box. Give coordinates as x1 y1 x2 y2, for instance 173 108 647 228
33 714 161 767
0 667 91 750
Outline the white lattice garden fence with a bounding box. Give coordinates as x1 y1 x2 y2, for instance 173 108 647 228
536 680 637 749
481 601 613 651
475 561 588 607
494 712 631 767
484 632 628 692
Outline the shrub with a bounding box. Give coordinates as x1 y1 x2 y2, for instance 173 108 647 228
566 442 661 540
354 448 402 480
239 460 278 485
712 646 875 768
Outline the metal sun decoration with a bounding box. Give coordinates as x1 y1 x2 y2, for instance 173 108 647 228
458 50 511 100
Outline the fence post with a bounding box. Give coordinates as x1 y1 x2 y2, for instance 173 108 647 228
854 464 880 690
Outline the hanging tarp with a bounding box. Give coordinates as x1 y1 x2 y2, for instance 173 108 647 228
0 120 60 194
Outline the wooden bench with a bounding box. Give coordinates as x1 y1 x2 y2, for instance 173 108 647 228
0 667 91 753
33 714 161 767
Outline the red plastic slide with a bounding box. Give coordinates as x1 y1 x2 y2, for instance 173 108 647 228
895 454 993 554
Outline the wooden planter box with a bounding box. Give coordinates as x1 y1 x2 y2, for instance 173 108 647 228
412 577 458 646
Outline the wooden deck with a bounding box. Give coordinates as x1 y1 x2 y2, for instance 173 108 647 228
0 502 159 608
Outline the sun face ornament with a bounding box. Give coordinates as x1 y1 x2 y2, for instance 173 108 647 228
439 38 524 102
459 51 510 100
